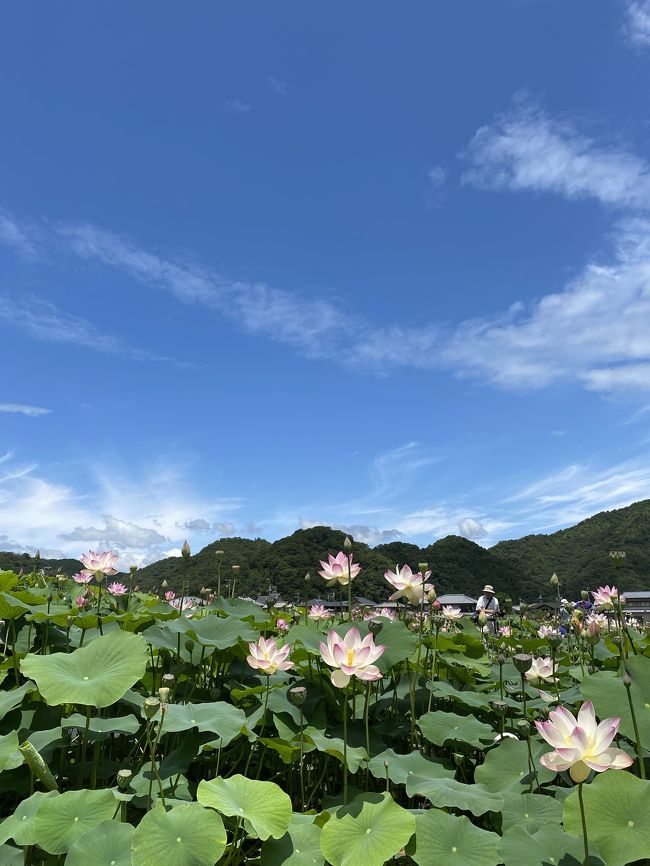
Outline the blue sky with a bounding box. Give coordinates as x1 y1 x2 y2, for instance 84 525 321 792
2 1 650 566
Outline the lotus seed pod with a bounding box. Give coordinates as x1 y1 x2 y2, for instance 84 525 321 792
368 619 383 635
162 673 175 685
143 697 160 719
288 686 307 707
184 639 195 653
117 768 133 789
513 653 533 674
418 562 429 573
517 719 531 737
215 549 224 556
231 564 240 572
491 700 508 717
130 565 138 575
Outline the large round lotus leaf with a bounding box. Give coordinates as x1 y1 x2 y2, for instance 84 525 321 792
412 808 500 866
0 790 57 845
153 701 246 746
62 713 140 735
500 792 563 834
499 824 592 866
33 788 117 854
368 748 454 785
474 737 556 792
0 732 21 773
261 814 324 866
187 615 257 649
0 845 22 866
405 775 503 817
21 630 147 707
372 621 418 671
197 774 292 841
66 821 134 866
319 792 415 866
564 770 650 866
303 727 368 773
418 710 494 748
131 804 226 866
0 682 34 722
580 656 650 754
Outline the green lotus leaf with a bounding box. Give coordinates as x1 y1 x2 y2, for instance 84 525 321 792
372 621 418 671
0 573 18 591
21 630 147 707
0 682 35 721
412 808 500 866
197 774 292 840
368 748 454 785
406 775 503 816
286 624 329 655
66 820 134 866
499 824 594 866
261 814 324 866
319 792 415 866
0 790 57 845
500 791 563 834
150 701 246 746
580 655 650 753
212 596 269 621
418 710 494 748
0 732 21 773
474 737 556 792
563 770 650 866
62 713 140 735
303 727 368 773
0 592 33 620
33 788 117 854
131 804 226 866
187 614 257 649
0 845 21 866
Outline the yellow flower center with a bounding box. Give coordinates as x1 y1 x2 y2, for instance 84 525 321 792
347 650 355 667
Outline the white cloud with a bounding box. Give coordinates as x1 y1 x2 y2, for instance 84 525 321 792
268 77 289 96
177 518 212 532
0 211 40 259
60 515 168 547
298 518 403 547
458 517 488 539
212 521 238 536
226 99 251 114
625 1 650 46
428 166 447 188
461 99 650 210
0 404 51 416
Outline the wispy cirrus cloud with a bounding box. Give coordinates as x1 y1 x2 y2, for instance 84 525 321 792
225 99 251 114
0 403 51 416
268 77 289 96
460 97 650 210
625 0 650 47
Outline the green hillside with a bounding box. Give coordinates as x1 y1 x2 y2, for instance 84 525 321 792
2 499 648 602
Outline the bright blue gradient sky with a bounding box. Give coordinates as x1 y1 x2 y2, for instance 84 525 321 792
2 1 650 566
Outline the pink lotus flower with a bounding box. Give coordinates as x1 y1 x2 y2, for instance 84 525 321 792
309 604 332 621
442 605 462 621
164 591 176 601
318 552 361 586
169 597 194 611
79 550 119 581
276 618 289 633
384 565 433 605
499 625 512 637
364 607 396 622
319 627 385 688
75 595 88 608
586 612 609 630
72 572 93 584
525 656 555 683
538 625 560 639
591 585 619 608
535 700 634 783
246 636 294 676
107 582 128 596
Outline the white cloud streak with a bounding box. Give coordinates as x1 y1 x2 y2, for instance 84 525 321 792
461 99 650 210
625 1 650 47
0 404 51 416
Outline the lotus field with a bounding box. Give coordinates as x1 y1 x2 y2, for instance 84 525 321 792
1 546 649 866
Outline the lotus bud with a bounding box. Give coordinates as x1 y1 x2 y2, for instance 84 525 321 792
288 686 307 707
57 575 66 585
143 697 160 719
477 610 487 627
623 672 632 688
200 586 209 595
158 687 170 704
161 579 168 589
67 615 75 627
497 654 506 666
117 768 133 789
343 536 353 551
549 573 559 588
427 587 437 603
513 653 533 674
581 590 588 601
130 565 138 575
35 550 41 560
585 620 600 645
184 639 195 653
304 572 311 584
519 603 528 616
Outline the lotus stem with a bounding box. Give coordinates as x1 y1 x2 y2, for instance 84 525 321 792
578 782 589 866
624 671 646 779
342 684 348 805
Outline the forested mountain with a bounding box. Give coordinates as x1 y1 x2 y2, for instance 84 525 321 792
1 499 648 602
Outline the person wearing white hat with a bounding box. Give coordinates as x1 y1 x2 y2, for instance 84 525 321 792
475 584 500 633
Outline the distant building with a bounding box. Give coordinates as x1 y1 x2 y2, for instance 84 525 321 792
622 590 650 622
437 593 478 612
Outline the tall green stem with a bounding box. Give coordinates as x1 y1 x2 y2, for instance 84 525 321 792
624 672 646 779
578 782 589 866
342 685 349 804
